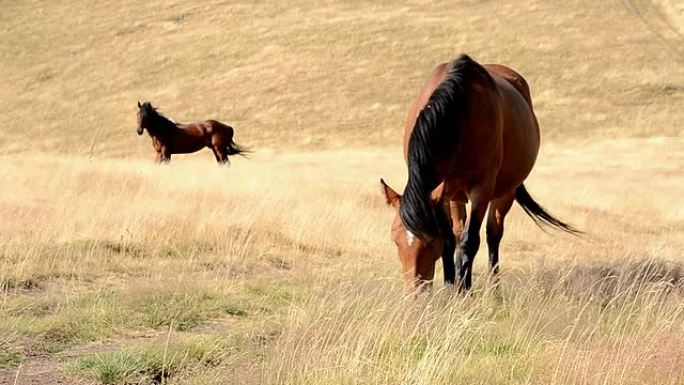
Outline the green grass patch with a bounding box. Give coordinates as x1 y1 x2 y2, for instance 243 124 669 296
1 291 123 353
137 292 209 331
132 286 262 331
0 336 23 369
65 335 236 384
0 279 285 354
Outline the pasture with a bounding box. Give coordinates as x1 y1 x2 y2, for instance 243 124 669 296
1 0 683 384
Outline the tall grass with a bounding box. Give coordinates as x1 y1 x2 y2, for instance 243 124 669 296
3 141 683 383
273 264 684 385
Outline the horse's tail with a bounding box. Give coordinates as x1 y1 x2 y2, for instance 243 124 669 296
226 139 250 158
514 184 581 235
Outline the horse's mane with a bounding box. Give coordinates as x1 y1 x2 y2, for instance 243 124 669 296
400 54 496 241
140 102 176 133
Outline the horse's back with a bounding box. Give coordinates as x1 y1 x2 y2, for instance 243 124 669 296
484 64 533 107
206 120 234 137
403 62 533 158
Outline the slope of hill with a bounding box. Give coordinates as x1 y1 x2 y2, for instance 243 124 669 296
1 0 682 156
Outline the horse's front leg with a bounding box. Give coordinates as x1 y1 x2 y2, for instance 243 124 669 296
457 177 496 292
437 201 456 286
152 138 167 164
441 199 467 287
158 146 171 164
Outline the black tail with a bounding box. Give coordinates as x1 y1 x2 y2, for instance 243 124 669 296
514 184 581 235
226 140 250 158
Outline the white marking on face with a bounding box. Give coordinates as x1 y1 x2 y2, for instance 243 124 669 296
406 230 416 246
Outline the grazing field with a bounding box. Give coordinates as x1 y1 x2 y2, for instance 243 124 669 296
1 141 683 384
1 0 683 384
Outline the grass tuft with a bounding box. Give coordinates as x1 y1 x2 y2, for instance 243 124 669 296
65 335 235 384
0 336 23 369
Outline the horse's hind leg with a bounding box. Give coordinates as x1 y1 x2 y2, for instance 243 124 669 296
212 145 229 165
210 135 229 165
210 147 222 163
486 193 515 278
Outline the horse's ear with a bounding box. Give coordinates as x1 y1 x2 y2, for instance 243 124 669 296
137 101 142 108
380 178 401 208
430 181 446 204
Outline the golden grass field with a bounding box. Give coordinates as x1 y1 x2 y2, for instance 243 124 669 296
1 0 683 384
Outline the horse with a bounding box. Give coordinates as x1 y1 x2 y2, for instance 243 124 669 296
380 54 579 293
136 101 248 164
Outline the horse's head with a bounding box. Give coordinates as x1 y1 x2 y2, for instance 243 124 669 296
136 101 152 135
380 178 447 292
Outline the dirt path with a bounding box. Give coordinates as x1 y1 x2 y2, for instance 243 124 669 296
0 335 163 385
0 358 71 385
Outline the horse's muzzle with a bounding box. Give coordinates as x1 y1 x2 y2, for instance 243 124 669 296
136 127 144 135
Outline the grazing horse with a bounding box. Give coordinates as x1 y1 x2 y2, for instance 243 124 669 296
136 101 248 164
381 54 579 293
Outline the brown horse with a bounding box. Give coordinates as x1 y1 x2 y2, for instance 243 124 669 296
136 101 248 164
381 54 579 293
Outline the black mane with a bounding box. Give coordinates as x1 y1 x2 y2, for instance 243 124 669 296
139 102 177 134
399 54 495 241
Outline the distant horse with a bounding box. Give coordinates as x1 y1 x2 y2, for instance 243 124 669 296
136 101 248 164
380 54 579 293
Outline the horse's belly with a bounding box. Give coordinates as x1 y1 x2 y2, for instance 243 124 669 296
493 81 540 197
170 140 206 154
492 139 538 198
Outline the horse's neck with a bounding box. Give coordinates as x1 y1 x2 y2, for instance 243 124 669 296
149 116 178 137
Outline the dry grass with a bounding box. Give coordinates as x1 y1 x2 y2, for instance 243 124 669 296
1 0 684 384
1 138 683 384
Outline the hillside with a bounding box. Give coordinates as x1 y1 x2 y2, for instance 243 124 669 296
1 0 682 157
